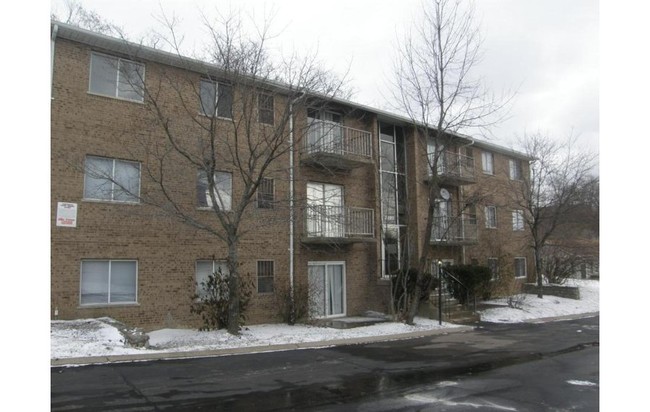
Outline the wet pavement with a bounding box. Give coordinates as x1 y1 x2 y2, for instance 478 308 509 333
51 315 599 411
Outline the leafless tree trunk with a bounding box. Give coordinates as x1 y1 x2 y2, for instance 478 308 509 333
391 0 510 324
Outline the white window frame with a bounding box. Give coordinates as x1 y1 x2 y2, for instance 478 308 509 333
509 159 522 180
481 151 494 175
199 79 233 119
258 92 274 125
195 260 229 299
512 210 525 231
485 205 497 228
83 156 141 203
79 259 138 306
308 261 346 318
197 170 233 211
514 257 527 278
89 52 145 102
256 260 275 294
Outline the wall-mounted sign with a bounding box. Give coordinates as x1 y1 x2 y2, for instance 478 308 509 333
56 202 77 227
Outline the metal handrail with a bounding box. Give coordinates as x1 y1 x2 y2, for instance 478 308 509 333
435 267 477 324
302 120 372 159
304 205 374 238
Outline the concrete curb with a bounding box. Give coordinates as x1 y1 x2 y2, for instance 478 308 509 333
525 312 599 324
51 325 475 367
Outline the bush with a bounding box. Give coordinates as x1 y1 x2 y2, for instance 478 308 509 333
190 268 254 331
444 265 492 303
274 281 312 325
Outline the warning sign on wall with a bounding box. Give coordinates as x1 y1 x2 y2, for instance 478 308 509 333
56 202 77 227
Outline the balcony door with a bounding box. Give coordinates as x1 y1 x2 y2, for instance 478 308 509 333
307 182 344 237
308 262 346 317
433 198 451 241
307 109 342 154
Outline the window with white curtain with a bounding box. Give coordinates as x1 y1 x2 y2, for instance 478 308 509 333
514 257 527 278
512 210 525 231
509 159 522 180
84 156 140 203
89 52 144 102
482 151 494 175
485 205 497 228
199 80 233 118
197 170 232 211
80 260 137 305
195 260 229 298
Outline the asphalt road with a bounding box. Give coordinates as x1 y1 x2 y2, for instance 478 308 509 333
51 315 599 411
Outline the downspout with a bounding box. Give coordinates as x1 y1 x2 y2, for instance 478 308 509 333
51 23 59 96
459 138 475 265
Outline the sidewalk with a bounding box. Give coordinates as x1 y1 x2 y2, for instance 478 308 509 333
51 324 475 367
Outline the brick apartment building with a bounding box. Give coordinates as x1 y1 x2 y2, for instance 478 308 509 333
51 22 534 330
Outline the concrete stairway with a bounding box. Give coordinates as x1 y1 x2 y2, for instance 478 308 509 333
425 294 481 325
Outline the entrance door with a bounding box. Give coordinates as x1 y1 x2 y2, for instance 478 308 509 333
308 262 345 317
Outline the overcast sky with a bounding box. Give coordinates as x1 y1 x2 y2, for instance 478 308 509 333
50 0 599 164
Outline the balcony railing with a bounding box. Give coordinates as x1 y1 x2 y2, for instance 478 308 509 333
301 120 373 168
304 205 375 242
429 151 476 184
430 215 478 245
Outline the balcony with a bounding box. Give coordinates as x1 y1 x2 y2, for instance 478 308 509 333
428 151 476 185
301 120 373 170
302 205 375 244
430 215 478 245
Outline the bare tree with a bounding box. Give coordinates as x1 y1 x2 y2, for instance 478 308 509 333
391 0 510 324
511 132 597 297
51 0 121 35
77 9 346 334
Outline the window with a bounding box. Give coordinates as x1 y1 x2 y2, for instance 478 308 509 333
89 52 144 102
84 156 140 203
258 93 274 125
466 204 477 225
199 80 233 118
197 170 232 211
257 260 274 293
485 206 497 228
509 159 522 180
487 258 499 281
257 178 274 209
514 257 527 278
195 260 229 298
512 210 525 231
481 151 494 175
80 260 137 305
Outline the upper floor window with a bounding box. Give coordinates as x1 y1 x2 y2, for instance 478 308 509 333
257 260 275 293
257 178 274 209
512 210 525 231
481 151 494 175
80 260 137 305
200 80 233 118
89 52 144 102
485 205 497 228
197 170 232 211
509 159 522 180
258 93 274 125
83 156 140 203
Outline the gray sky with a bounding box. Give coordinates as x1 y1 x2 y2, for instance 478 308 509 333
50 0 599 163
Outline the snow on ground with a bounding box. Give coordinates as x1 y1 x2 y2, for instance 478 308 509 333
477 279 599 323
51 280 599 360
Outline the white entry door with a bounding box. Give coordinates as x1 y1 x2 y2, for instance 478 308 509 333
308 262 346 317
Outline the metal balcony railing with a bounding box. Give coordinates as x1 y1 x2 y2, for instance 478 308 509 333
429 151 476 183
302 120 373 160
305 205 375 239
431 215 478 244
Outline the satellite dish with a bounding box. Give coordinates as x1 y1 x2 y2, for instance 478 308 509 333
440 188 450 200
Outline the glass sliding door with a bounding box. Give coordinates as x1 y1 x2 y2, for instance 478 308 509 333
308 262 346 317
307 182 344 237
